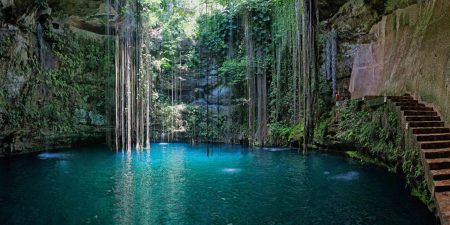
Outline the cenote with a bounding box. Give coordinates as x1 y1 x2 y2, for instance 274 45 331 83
2 0 450 224
0 144 436 225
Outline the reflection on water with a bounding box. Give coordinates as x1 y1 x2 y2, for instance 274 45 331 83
37 152 72 160
0 144 436 225
222 168 241 173
261 147 293 152
114 151 134 224
331 171 360 181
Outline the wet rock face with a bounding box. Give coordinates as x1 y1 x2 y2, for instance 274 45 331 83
206 86 232 105
349 0 450 123
191 98 230 118
47 0 104 17
76 109 106 126
198 76 219 89
0 0 110 154
13 32 29 63
5 70 25 99
174 57 232 118
318 0 349 20
0 106 4 128
207 104 230 117
189 81 231 102
0 0 35 24
69 15 116 35
321 0 382 96
192 98 207 106
329 0 381 41
1 0 112 34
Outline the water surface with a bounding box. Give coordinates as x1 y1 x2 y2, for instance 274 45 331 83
0 143 436 225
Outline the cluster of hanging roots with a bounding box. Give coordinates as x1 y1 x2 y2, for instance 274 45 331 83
110 0 151 151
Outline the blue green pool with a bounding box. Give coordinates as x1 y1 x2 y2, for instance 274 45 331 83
0 143 436 224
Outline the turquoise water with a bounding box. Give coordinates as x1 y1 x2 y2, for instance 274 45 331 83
0 143 435 225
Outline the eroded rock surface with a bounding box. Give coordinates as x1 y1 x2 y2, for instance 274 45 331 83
349 0 450 123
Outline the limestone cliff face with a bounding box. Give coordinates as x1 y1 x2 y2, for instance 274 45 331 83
349 0 450 123
0 0 111 155
322 0 382 97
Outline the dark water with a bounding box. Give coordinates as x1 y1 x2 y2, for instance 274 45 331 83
0 143 436 225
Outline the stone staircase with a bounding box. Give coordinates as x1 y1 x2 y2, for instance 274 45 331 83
388 94 450 224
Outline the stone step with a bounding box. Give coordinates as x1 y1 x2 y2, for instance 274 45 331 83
421 141 450 150
392 98 415 103
427 158 450 170
404 111 438 116
409 121 445 128
424 148 450 159
396 102 425 107
434 180 450 192
434 192 450 222
388 96 413 101
362 96 382 100
395 94 450 224
406 116 441 122
413 128 450 134
390 99 418 103
431 169 450 181
400 106 434 111
417 133 450 142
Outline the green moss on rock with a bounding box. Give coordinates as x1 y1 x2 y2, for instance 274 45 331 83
336 100 433 207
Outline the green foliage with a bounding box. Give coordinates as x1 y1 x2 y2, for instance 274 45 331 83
346 150 390 168
268 0 303 125
43 29 112 131
35 0 49 10
337 100 432 206
267 122 291 146
197 12 229 57
160 58 172 70
288 121 304 141
184 104 202 140
218 58 247 86
314 118 330 142
0 23 113 137
238 0 272 49
0 34 13 56
385 0 417 13
267 121 305 146
337 101 402 167
184 104 227 142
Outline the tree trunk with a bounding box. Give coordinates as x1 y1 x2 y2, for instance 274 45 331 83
256 48 267 145
244 11 256 147
302 0 319 152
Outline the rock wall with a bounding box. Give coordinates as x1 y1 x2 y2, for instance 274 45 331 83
349 0 450 123
0 0 111 155
323 0 382 97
